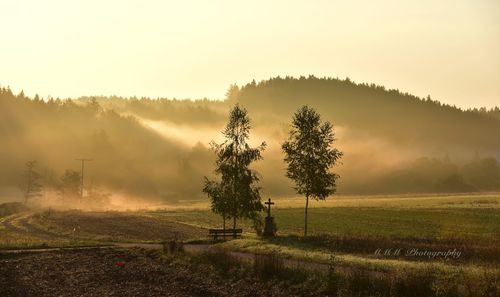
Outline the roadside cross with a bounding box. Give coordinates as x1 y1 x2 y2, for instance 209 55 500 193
265 198 274 218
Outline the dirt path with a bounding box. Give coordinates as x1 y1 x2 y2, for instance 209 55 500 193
0 212 337 275
2 212 72 240
1 213 26 234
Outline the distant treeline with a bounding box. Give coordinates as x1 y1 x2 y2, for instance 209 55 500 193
356 156 500 194
1 76 499 202
0 87 210 200
236 76 500 151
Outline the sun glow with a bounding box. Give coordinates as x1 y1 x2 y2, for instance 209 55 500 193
0 0 498 108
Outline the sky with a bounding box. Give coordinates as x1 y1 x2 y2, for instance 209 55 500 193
0 0 499 108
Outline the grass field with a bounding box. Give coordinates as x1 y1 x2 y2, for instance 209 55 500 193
150 193 500 240
151 207 499 239
2 193 498 247
149 193 500 275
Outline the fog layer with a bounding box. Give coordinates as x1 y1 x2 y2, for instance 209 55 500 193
1 77 499 206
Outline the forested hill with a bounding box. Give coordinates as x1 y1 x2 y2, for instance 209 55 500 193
1 76 499 202
235 76 500 152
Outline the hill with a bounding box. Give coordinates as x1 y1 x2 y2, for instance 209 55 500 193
236 76 500 152
1 76 499 204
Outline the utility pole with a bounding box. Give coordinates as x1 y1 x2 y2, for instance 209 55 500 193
75 158 92 203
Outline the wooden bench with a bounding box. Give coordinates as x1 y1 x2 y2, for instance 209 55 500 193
208 228 242 240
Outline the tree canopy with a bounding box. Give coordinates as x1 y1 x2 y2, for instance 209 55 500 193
204 104 266 232
282 106 343 236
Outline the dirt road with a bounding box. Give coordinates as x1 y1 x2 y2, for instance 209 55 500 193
1 212 69 240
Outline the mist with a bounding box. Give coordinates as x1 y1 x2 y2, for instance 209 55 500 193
1 77 500 208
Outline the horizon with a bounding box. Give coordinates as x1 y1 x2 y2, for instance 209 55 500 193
2 75 499 111
1 0 499 109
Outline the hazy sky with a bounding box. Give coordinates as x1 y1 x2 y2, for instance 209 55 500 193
1 0 499 108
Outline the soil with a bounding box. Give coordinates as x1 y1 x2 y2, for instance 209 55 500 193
1 211 206 243
0 248 290 297
37 211 207 241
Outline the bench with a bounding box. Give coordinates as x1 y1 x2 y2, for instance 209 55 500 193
208 228 242 240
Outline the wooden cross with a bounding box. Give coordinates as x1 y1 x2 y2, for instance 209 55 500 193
265 198 274 218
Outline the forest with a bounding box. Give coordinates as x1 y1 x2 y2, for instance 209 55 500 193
1 76 499 205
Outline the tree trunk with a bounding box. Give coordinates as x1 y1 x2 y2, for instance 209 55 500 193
233 216 236 238
304 194 309 237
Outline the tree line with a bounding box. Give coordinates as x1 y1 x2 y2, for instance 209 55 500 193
236 76 500 151
1 74 499 202
21 160 110 209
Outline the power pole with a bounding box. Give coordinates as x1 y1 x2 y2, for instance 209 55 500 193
75 158 92 203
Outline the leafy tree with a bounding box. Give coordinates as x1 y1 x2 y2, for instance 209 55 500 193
204 104 266 236
282 106 343 236
202 179 230 231
22 161 43 204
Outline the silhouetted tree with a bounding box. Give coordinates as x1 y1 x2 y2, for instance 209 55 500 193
204 104 266 237
282 106 343 236
22 161 43 204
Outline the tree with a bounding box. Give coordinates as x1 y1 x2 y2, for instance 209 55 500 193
434 174 476 193
203 104 266 237
282 106 343 236
202 179 230 231
225 84 240 102
86 97 102 115
22 161 43 204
